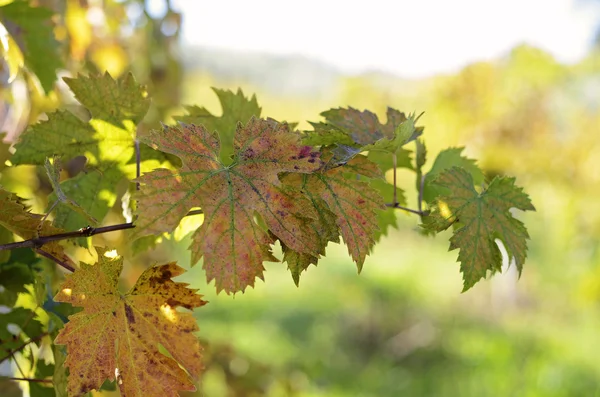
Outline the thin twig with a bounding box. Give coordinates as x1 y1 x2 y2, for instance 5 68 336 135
386 202 423 216
135 139 141 191
2 376 53 383
0 332 49 366
12 357 26 379
418 174 425 214
35 248 75 272
392 152 397 205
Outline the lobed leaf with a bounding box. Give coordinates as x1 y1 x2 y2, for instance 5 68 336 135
44 156 98 225
282 153 386 274
305 107 422 159
54 248 207 397
422 167 535 291
12 73 150 231
422 147 484 203
177 88 261 165
134 118 324 293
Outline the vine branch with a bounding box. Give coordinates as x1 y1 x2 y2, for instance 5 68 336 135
0 205 423 261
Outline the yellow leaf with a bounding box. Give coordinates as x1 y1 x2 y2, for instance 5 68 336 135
54 247 207 396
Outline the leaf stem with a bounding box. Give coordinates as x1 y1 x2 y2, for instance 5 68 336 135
2 376 53 383
418 174 425 214
385 203 423 216
135 139 141 191
35 248 75 272
392 152 397 205
0 332 49 366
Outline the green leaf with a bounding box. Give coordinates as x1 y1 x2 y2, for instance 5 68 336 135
302 122 355 147
52 344 68 397
305 107 423 165
44 156 98 225
362 112 423 152
0 0 63 93
29 360 55 397
0 307 44 361
12 73 150 231
0 132 10 172
176 88 261 165
368 147 414 172
422 167 535 291
422 147 484 203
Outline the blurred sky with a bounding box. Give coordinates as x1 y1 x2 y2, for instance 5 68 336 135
152 0 600 78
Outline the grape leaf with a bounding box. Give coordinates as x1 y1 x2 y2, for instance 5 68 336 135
177 88 261 165
12 73 149 231
282 152 385 274
29 359 55 397
134 118 323 293
0 187 75 269
54 248 207 397
422 147 484 203
422 167 535 291
44 156 98 225
305 107 423 157
0 0 63 93
0 307 44 361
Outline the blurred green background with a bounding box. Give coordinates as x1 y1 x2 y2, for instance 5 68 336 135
1 0 600 396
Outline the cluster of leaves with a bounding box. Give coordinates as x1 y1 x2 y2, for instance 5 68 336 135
0 7 535 392
0 72 534 395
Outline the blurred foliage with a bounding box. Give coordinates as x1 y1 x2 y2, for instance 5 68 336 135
0 0 599 396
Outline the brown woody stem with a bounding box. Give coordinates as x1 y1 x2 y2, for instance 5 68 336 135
0 205 422 257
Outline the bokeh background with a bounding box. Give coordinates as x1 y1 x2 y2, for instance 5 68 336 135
2 0 600 396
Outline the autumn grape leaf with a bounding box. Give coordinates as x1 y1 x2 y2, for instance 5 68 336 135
304 107 423 162
0 187 75 269
54 248 207 397
282 151 385 275
12 73 150 231
177 88 261 165
422 147 484 203
422 167 535 291
134 118 323 293
0 0 63 93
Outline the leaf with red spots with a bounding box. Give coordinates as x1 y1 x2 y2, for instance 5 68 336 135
133 118 323 293
54 247 207 397
282 151 386 274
